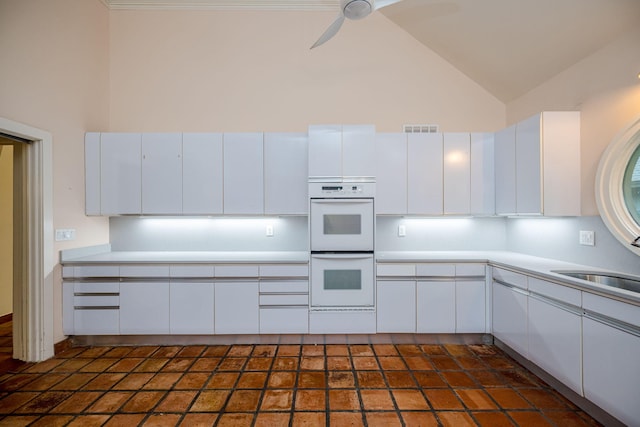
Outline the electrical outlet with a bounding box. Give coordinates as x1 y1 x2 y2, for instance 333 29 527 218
579 230 595 246
398 225 406 237
266 225 274 237
55 229 76 241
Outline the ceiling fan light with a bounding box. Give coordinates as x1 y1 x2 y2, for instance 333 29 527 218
343 0 373 20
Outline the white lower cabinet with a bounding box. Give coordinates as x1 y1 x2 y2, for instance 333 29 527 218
456 280 486 333
170 282 214 334
120 282 170 334
492 280 528 358
71 282 120 335
527 295 583 395
377 281 416 333
215 282 259 334
260 308 308 334
417 281 456 333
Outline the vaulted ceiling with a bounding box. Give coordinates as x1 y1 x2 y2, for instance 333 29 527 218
102 0 640 102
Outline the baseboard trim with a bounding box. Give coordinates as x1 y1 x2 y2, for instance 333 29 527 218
54 338 73 355
0 313 12 324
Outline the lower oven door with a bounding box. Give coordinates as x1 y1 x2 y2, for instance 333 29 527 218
310 253 374 308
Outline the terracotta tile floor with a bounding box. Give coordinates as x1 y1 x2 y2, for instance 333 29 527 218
0 332 603 427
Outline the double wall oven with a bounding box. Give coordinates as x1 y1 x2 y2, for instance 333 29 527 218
309 181 375 310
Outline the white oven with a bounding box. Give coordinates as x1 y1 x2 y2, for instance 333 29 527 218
310 253 374 308
310 198 374 252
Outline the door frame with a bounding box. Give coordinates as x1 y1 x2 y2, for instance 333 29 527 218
0 117 54 362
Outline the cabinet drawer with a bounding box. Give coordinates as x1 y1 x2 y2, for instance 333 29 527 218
455 263 485 277
492 267 527 289
74 282 119 294
260 307 309 334
216 265 259 278
73 265 120 278
583 293 640 326
74 309 119 335
170 265 214 278
377 264 416 277
120 265 170 277
260 294 309 306
416 264 455 277
260 281 308 294
259 264 308 278
528 277 581 307
74 295 119 307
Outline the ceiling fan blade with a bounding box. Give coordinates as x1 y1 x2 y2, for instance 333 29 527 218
374 0 402 10
310 14 345 49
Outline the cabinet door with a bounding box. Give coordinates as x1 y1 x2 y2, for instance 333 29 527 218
100 133 141 215
375 133 407 215
515 114 542 214
170 281 214 334
417 281 455 333
120 282 170 334
215 282 259 334
470 133 495 215
183 133 223 214
408 133 443 215
444 133 471 215
494 125 516 215
142 133 183 214
456 280 485 333
583 317 640 426
85 133 101 215
223 133 264 214
528 296 582 395
264 133 308 215
308 125 341 178
377 281 416 333
492 281 528 357
342 125 376 178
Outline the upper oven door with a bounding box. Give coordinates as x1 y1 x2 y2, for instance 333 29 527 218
310 198 374 252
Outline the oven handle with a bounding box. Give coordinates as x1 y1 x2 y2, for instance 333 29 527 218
310 199 372 204
311 254 374 260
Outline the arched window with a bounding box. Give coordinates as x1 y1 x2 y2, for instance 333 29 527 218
596 117 640 255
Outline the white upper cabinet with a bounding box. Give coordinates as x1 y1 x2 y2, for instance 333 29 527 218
264 132 308 215
470 133 495 215
494 125 517 215
223 133 264 215
342 125 376 178
308 124 375 179
517 112 581 216
443 133 471 215
100 133 142 215
85 133 101 216
182 133 223 215
375 133 407 215
142 133 182 214
408 133 443 215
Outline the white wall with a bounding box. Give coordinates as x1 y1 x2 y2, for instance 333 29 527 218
108 9 505 133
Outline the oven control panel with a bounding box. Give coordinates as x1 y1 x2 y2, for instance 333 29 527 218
309 181 376 198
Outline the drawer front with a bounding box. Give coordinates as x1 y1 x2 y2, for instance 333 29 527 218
259 264 308 278
528 277 581 307
416 263 456 277
120 265 170 278
62 266 75 279
260 294 309 306
216 265 259 278
73 265 120 278
377 263 416 277
455 263 486 277
74 309 119 335
74 295 119 307
74 282 119 294
260 307 309 334
170 265 214 278
259 281 308 294
493 267 528 290
583 292 640 326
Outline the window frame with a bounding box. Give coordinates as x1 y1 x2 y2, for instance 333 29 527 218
596 116 640 256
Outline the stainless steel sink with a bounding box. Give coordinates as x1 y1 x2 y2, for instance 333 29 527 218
554 271 640 294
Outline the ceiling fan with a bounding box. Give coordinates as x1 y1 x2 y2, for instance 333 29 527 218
310 0 403 49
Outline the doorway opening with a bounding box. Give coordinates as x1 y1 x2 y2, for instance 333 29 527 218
0 117 54 362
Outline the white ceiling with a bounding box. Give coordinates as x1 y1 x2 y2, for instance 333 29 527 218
103 0 640 102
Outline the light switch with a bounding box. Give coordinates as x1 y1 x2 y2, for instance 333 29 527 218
55 229 76 241
266 225 274 237
398 225 406 237
579 230 595 246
